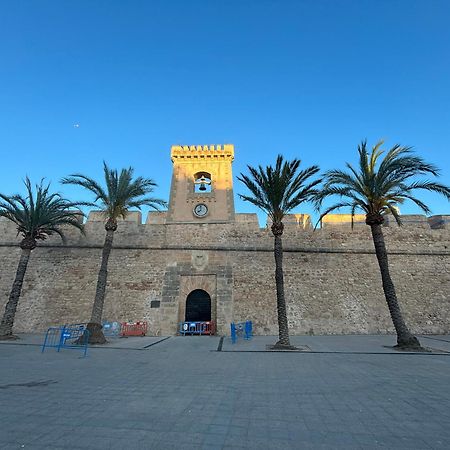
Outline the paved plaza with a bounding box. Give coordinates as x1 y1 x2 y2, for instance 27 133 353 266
0 334 449 449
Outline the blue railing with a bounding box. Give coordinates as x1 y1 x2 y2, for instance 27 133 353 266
231 320 253 344
42 323 90 357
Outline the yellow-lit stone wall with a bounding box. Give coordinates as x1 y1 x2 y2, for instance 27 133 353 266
0 212 449 336
167 145 235 223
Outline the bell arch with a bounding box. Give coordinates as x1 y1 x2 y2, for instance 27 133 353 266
193 171 212 193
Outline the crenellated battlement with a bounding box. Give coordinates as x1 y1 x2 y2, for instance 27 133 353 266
171 144 234 161
1 212 449 231
0 213 449 253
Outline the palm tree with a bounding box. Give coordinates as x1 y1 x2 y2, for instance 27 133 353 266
62 163 167 344
0 178 84 339
315 140 450 350
238 155 321 349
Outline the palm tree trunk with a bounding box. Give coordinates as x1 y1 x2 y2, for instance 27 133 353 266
86 227 115 344
0 248 32 339
370 224 421 349
273 232 292 348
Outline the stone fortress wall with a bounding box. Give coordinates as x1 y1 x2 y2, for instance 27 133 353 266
0 211 449 336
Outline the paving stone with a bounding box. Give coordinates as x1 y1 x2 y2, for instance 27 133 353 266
0 335 449 449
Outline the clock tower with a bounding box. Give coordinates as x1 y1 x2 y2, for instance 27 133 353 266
166 144 235 223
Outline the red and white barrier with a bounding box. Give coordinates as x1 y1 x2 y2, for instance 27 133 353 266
120 321 148 337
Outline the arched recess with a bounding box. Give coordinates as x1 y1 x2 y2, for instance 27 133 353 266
185 289 211 322
177 274 217 329
193 171 212 193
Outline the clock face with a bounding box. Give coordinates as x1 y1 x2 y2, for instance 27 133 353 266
193 203 208 217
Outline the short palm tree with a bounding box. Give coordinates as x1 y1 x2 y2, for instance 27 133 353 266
315 140 450 350
62 163 167 344
0 178 84 339
238 155 321 349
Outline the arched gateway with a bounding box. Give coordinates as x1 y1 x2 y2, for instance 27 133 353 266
185 289 211 322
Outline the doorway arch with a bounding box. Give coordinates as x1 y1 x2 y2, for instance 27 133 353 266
185 289 211 322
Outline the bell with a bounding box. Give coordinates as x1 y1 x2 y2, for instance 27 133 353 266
195 175 211 191
197 175 209 191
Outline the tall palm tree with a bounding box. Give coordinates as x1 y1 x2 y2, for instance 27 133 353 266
315 140 450 350
0 178 84 339
62 163 167 344
238 155 321 349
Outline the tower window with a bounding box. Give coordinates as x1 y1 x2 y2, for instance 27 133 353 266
194 172 212 193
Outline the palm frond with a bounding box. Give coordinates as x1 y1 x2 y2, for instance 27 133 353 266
128 197 168 210
401 181 450 199
0 179 85 243
238 154 320 224
395 193 431 215
61 174 108 203
385 203 402 226
316 140 450 226
62 162 166 221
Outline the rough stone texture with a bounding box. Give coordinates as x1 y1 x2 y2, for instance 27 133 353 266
0 212 449 336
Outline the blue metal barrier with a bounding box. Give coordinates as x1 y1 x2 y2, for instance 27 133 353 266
42 323 90 357
179 321 215 335
231 320 253 344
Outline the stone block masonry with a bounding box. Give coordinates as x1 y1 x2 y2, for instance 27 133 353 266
0 212 449 336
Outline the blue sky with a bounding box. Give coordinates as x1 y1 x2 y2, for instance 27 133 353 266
1 0 449 224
